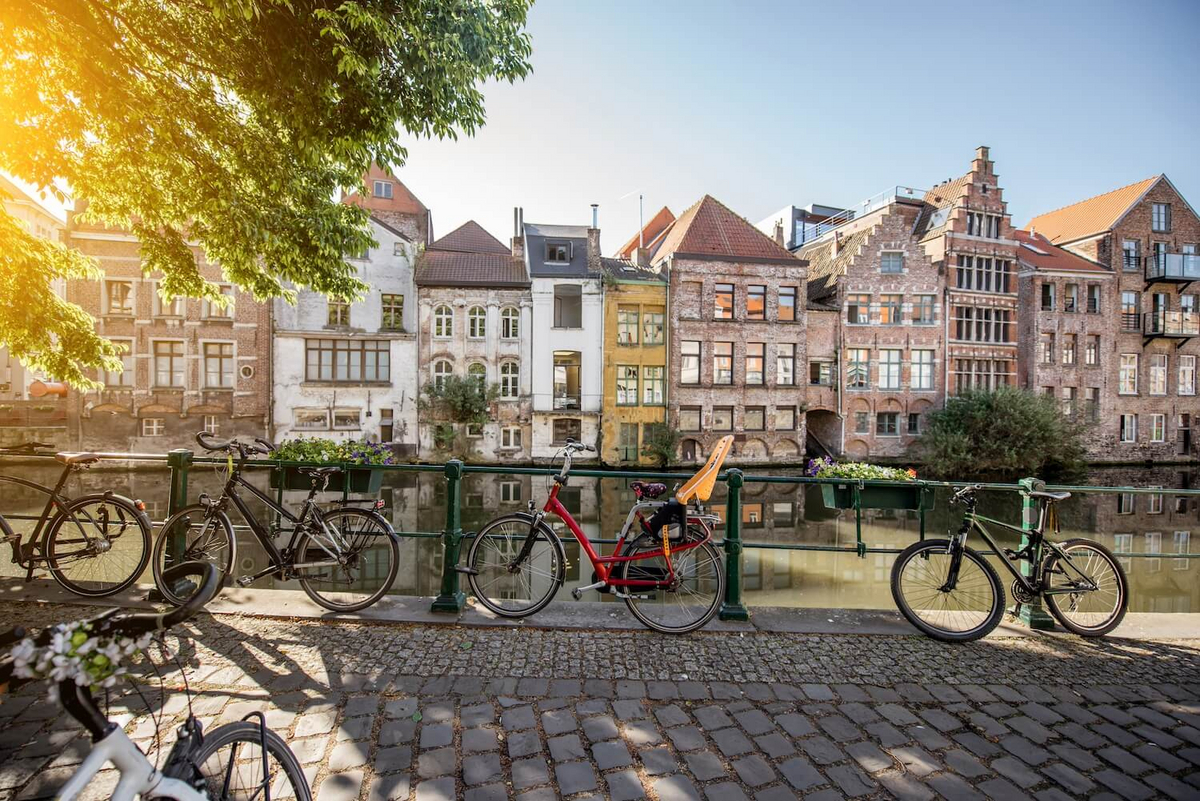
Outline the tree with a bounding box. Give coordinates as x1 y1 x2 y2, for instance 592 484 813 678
640 423 680 468
915 386 1088 481
0 0 532 387
420 375 500 457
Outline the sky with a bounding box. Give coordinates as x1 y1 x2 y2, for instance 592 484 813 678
395 0 1200 255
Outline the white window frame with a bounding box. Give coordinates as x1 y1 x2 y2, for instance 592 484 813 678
104 338 135 387
372 179 393 199
1180 355 1196 396
878 349 902 390
880 251 904 274
332 408 361 430
151 339 186 389
1149 353 1168 396
1120 413 1138 443
433 359 453 389
202 284 235 319
433 305 453 339
500 361 520 399
467 306 486 340
1151 413 1166 443
202 415 220 435
500 426 522 449
104 279 135 316
911 350 934 391
1174 531 1191 571
153 281 183 317
141 417 164 437
1119 354 1138 395
500 306 520 339
293 409 330 431
200 340 236 389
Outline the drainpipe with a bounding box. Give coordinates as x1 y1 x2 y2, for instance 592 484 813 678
943 286 951 398
266 301 274 441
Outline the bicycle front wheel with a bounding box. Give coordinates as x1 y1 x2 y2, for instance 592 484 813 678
891 539 1005 642
186 720 311 800
466 513 565 618
44 494 151 597
618 537 725 634
294 507 399 612
1042 538 1129 637
151 504 236 607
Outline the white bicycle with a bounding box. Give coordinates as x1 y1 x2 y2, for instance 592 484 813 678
0 563 311 800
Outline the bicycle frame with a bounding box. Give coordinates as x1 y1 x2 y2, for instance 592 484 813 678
56 727 205 801
0 467 76 566
960 508 1099 597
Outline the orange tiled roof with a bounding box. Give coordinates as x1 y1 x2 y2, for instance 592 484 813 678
429 220 508 254
651 195 797 264
1025 177 1160 245
342 163 427 216
1014 230 1109 274
616 206 675 259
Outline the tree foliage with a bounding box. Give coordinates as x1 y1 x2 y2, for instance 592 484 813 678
420 376 499 427
640 423 680 468
0 0 533 386
915 386 1088 481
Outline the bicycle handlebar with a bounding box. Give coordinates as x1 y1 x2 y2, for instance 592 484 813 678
195 431 275 457
951 484 984 505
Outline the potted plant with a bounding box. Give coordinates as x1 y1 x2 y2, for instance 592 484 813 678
808 457 932 511
269 438 395 493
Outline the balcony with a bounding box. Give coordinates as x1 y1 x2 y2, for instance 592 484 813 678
1143 310 1199 347
553 394 581 411
1146 253 1200 284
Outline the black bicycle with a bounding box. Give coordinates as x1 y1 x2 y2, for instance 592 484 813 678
891 483 1129 642
151 433 400 613
0 442 151 596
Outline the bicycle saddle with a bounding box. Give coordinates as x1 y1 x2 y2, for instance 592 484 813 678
297 465 342 477
55 452 100 466
1026 490 1071 501
630 481 667 499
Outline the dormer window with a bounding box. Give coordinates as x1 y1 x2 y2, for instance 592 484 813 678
372 180 393 199
546 242 570 263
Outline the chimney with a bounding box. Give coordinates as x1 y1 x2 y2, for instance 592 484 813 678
773 220 785 247
636 246 651 268
586 205 601 273
975 145 989 161
832 230 843 256
510 206 525 258
591 203 599 230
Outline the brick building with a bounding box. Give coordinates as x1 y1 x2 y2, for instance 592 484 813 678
342 164 432 246
651 195 808 464
1027 175 1200 461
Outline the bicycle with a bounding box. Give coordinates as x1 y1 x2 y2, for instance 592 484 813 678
0 561 311 800
890 482 1129 642
462 436 733 634
151 432 400 613
0 441 151 597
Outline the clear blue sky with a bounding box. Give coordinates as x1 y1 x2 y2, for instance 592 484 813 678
397 0 1200 254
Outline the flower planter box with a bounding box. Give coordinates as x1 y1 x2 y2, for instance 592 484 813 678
270 465 384 494
820 482 933 511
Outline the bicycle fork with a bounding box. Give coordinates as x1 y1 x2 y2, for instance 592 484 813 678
938 523 972 592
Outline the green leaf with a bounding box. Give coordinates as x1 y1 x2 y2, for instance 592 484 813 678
412 711 422 722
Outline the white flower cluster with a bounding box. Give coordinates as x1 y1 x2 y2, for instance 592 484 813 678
10 621 152 704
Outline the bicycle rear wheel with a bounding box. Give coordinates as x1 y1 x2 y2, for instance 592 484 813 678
187 720 311 800
151 504 236 606
618 536 724 634
294 507 399 612
891 539 1005 642
44 494 151 597
1042 538 1129 637
466 513 565 617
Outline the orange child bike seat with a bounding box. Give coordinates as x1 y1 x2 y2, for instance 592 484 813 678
675 435 734 504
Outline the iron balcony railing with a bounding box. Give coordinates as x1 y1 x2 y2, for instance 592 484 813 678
1124 254 1142 272
553 393 581 410
1146 253 1200 282
1144 310 1200 337
805 186 925 243
1087 297 1100 313
1121 312 1142 332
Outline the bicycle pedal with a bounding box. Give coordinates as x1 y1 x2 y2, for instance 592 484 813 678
235 576 256 588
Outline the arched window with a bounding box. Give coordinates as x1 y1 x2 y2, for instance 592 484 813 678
433 359 452 389
467 362 486 388
501 307 520 339
468 306 486 339
433 305 453 338
500 361 520 399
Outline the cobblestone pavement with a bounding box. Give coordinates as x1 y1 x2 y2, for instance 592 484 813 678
2 603 1200 800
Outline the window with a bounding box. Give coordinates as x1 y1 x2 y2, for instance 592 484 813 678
877 412 899 436
553 285 582 328
1120 414 1138 442
880 252 904 274
847 294 870 324
775 406 796 431
1146 532 1163 573
466 306 486 339
1041 283 1055 311
1064 284 1079 313
1181 355 1196 396
202 415 220 435
955 255 1011 293
1040 333 1055 365
1150 353 1167 396
294 410 328 430
907 413 921 434
1087 284 1101 314
1119 354 1138 394
679 407 701 431
1061 386 1076 417
617 423 639 462
616 365 639 405
776 343 795 386
879 294 902 325
913 295 936 325
393 242 406 257
847 349 869 389
953 306 1013 342
911 350 934 390
381 294 404 330
433 305 453 338
746 343 764 385
327 300 350 326
372 179 393 199
778 287 797 322
466 422 483 438
500 361 520 399
501 427 522 450
1153 241 1167 273
1062 334 1076 366
953 359 1015 393
744 407 765 431
348 242 369 260
154 284 182 317
1175 531 1191 571
546 242 570 263
878 349 902 390
142 417 164 437
642 307 664 344
966 211 982 236
153 341 185 387
501 306 520 339
104 340 135 387
105 280 134 315
714 283 734 319
333 409 360 430
854 411 870 434
617 306 639 345
305 339 390 382
1120 291 1140 331
432 359 452 389
1152 203 1171 232
202 284 234 319
1122 239 1141 272
680 341 700 385
1084 387 1100 422
552 418 581 444
203 342 234 388
712 407 733 431
500 480 522 502
809 360 833 386
553 351 581 409
1151 413 1166 443
1085 335 1100 366
642 366 664 405
713 342 733 384
746 285 766 320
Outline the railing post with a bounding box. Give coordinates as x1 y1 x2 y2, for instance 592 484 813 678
150 449 193 602
431 460 467 613
1017 477 1055 630
719 468 750 622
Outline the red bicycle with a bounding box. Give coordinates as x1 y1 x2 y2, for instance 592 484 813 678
462 436 733 633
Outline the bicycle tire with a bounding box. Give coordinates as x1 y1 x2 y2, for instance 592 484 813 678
151 504 237 607
183 720 311 801
618 537 725 634
466 512 565 618
1042 537 1129 637
43 494 151 597
891 539 1005 642
294 507 399 612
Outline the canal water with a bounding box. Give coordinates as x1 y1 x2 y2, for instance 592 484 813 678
1 461 1196 614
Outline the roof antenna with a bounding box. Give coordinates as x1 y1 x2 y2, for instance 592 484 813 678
639 194 645 250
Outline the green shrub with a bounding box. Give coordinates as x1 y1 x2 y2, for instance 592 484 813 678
420 375 499 426
806 457 917 481
640 423 679 467
273 438 395 465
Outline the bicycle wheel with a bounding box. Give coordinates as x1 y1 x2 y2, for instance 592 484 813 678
891 539 1005 642
466 513 565 618
1042 538 1129 637
618 536 725 634
187 720 311 800
151 504 236 606
294 507 399 612
43 494 151 597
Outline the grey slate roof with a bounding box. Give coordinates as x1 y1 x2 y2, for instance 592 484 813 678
523 222 596 278
600 257 666 284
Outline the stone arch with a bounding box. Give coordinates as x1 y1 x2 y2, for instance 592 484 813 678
89 402 131 416
138 403 179 417
845 439 869 459
773 439 801 459
741 438 769 460
680 438 702 463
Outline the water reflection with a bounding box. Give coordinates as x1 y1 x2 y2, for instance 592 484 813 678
1 462 1196 613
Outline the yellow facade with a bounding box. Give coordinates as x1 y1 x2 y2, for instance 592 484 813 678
601 275 668 465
